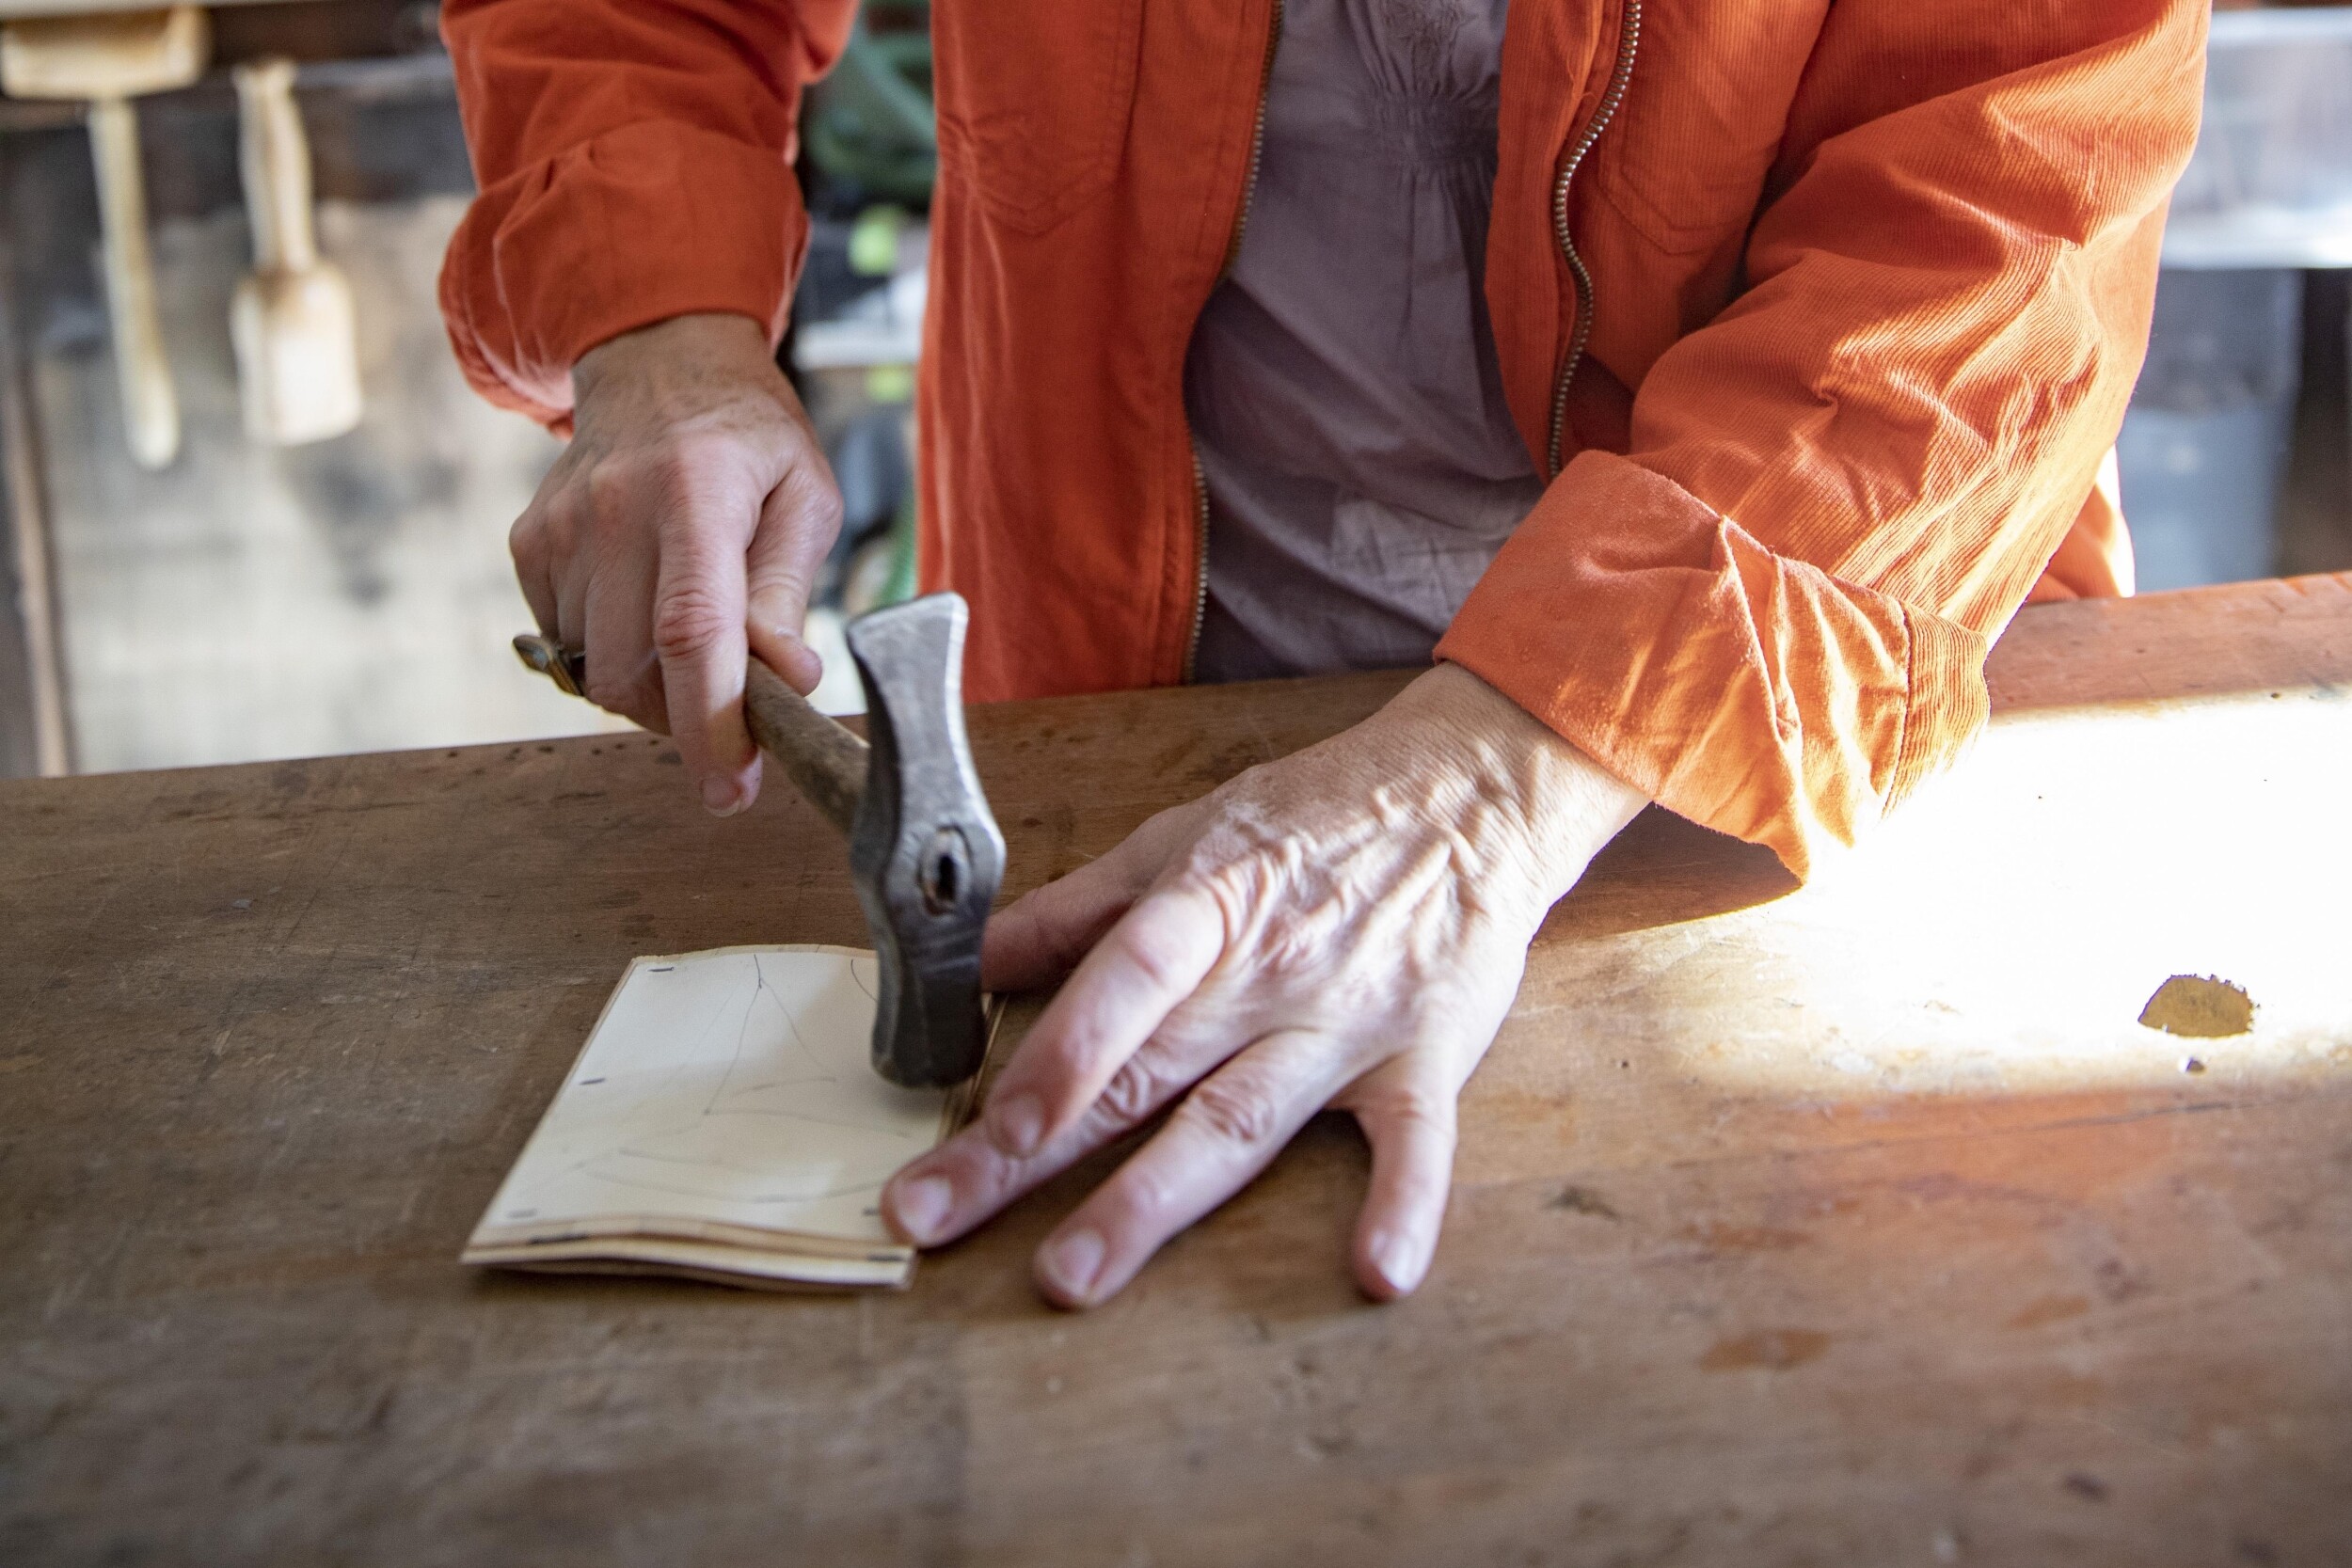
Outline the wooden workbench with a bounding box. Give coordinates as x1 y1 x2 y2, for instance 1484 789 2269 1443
5 576 2350 1565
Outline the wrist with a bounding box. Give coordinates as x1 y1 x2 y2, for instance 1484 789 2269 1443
1382 661 1647 902
571 311 774 408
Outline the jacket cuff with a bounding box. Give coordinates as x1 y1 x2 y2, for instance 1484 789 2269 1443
1436 451 1990 880
438 120 806 432
1888 602 1991 804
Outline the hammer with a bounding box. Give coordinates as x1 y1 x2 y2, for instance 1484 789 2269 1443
230 57 363 446
516 593 1005 1089
1 5 209 469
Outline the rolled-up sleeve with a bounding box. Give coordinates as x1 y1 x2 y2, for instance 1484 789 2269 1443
1438 0 2205 878
438 0 854 430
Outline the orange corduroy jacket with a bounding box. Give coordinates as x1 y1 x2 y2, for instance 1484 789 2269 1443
439 0 2206 878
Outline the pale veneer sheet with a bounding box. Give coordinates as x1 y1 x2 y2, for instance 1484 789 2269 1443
464 945 985 1290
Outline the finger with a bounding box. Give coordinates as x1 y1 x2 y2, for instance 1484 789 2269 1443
1337 1053 1459 1301
977 879 1227 1161
577 525 666 733
980 809 1201 993
744 459 840 696
1031 1030 1342 1309
649 499 761 816
510 501 560 638
883 1032 1200 1246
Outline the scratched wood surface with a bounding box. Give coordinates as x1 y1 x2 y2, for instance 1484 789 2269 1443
3 575 2349 1567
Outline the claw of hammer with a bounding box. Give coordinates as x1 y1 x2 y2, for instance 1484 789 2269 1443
514 593 1004 1088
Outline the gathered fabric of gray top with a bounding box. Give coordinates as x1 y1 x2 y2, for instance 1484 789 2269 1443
1184 0 1542 684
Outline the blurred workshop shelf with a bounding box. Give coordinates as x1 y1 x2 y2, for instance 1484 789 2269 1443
2165 6 2352 270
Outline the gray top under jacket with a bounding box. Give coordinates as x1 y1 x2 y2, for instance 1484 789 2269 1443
1184 0 1541 684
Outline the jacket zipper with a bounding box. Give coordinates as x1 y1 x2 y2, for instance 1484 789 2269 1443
1545 0 1643 479
1184 0 1285 684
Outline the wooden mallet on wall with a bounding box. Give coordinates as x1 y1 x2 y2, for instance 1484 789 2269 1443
0 5 207 470
230 56 360 445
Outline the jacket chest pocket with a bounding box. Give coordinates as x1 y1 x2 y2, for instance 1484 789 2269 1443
932 0 1148 235
1589 0 1820 257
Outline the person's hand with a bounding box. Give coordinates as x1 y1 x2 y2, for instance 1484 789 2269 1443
882 662 1648 1307
511 312 842 816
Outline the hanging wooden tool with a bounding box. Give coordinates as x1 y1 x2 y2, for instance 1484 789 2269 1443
230 55 360 445
0 6 207 470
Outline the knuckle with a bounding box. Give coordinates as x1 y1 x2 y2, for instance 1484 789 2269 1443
1377 1087 1454 1142
1176 1073 1282 1149
1098 1054 1169 1128
662 441 744 500
508 512 547 573
660 428 724 466
1126 798 1216 868
515 488 588 563
1102 1152 1184 1230
789 472 846 540
580 650 653 709
1189 847 1274 918
1108 914 1200 998
1353 1069 1458 1143
580 453 641 517
587 448 705 530
582 671 652 720
650 586 735 664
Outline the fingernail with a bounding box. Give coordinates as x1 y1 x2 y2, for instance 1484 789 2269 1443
1040 1227 1104 1301
1369 1228 1429 1297
989 1092 1044 1158
889 1175 953 1244
701 777 743 817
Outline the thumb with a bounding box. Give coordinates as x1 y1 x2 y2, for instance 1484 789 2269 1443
981 800 1214 991
1339 1053 1460 1302
982 859 1140 994
746 460 841 696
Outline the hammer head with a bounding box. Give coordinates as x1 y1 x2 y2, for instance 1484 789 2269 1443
845 594 1006 1088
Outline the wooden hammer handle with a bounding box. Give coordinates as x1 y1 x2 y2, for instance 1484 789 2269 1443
87 96 178 469
233 57 316 275
742 657 867 836
515 632 868 835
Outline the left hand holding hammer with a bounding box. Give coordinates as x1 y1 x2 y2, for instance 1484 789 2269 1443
882 661 1646 1307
